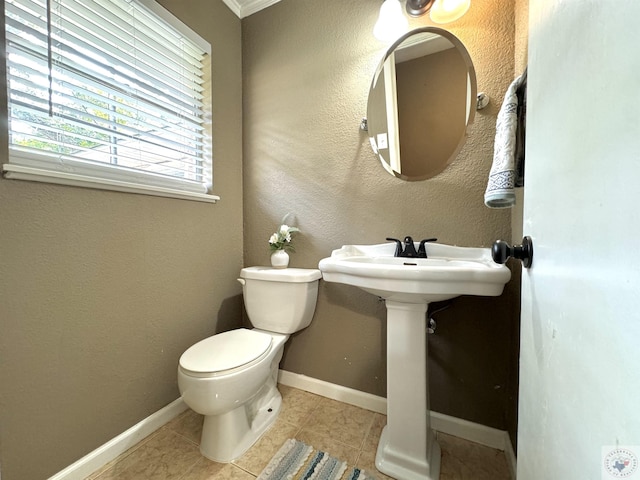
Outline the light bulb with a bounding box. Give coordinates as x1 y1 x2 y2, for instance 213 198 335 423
429 0 471 24
373 0 409 42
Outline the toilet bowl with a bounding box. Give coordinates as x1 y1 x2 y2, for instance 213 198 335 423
178 267 321 462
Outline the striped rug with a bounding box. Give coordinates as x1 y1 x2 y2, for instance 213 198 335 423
257 439 377 480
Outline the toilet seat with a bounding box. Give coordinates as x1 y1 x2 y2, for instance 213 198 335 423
179 329 272 378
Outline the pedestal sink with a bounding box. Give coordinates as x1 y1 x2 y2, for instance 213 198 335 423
318 242 511 480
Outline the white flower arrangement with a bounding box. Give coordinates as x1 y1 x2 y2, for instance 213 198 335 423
269 223 300 252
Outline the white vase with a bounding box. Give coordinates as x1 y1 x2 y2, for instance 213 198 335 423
270 250 289 269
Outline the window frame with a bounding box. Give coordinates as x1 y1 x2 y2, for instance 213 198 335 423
2 0 218 203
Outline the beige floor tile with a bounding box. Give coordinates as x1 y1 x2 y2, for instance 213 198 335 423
85 431 161 479
293 429 360 465
184 458 255 480
361 413 386 454
163 409 203 445
278 384 322 426
359 431 512 480
232 418 299 476
438 432 511 480
301 397 376 450
84 386 513 480
91 429 201 480
354 450 394 480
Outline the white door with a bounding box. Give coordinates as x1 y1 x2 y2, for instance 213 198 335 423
518 1 640 479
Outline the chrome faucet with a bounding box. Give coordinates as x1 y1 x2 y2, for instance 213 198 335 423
386 236 438 258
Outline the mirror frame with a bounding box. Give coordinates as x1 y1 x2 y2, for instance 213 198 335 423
368 27 477 181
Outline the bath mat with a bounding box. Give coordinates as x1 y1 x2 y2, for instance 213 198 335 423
257 438 377 480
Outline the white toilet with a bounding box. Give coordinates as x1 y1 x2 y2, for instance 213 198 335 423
177 266 321 462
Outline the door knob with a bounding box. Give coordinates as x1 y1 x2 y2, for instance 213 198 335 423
492 236 533 268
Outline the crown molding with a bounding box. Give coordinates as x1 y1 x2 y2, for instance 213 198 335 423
221 0 242 17
222 0 282 18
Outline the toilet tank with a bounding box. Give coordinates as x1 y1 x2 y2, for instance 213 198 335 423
239 267 321 334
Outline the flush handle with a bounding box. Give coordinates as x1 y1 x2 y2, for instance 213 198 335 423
492 236 533 268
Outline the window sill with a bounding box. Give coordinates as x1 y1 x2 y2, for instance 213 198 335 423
2 164 220 203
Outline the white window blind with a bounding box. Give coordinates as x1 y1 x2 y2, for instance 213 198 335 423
3 0 217 202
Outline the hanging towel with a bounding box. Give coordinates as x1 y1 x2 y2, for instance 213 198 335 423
484 71 527 208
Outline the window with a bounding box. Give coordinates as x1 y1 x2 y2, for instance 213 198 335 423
3 0 217 202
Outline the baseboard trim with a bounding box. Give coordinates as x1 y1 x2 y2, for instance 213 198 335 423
277 370 387 415
48 398 188 480
430 410 506 450
51 372 517 480
278 369 517 473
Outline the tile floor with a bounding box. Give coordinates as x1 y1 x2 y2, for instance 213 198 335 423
85 385 511 480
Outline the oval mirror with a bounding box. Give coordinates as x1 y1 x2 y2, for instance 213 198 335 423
367 27 477 181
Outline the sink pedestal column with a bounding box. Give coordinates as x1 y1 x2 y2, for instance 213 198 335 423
375 300 441 480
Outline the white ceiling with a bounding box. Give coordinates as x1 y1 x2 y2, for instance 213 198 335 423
222 0 282 18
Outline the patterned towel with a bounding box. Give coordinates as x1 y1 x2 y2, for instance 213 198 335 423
257 439 377 480
484 72 527 208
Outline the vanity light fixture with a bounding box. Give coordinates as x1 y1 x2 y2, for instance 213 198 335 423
406 0 471 23
374 0 409 41
405 0 434 17
374 0 470 41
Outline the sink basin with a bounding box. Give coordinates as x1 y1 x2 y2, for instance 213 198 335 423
319 242 511 303
318 241 511 480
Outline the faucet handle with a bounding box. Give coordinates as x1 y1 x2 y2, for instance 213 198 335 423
419 237 438 245
386 237 403 256
418 238 438 257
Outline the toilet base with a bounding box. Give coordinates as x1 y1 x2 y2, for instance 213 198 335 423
199 381 282 462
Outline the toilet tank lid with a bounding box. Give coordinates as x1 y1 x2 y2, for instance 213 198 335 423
240 267 321 282
179 329 272 374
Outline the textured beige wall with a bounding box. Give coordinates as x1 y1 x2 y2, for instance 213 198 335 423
0 1 243 479
243 0 518 429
